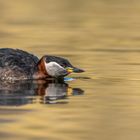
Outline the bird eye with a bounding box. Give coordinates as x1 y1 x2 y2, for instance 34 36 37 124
61 64 65 67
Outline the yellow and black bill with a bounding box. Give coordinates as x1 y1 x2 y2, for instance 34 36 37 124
66 67 85 73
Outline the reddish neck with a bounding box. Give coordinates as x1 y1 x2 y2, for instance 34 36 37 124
33 57 50 79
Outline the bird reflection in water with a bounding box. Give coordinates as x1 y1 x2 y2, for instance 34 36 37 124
0 79 84 106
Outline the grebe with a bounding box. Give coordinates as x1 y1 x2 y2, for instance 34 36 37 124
0 48 84 81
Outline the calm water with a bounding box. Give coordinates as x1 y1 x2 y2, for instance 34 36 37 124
0 0 140 140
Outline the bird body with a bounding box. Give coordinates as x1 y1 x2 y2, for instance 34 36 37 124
0 48 84 81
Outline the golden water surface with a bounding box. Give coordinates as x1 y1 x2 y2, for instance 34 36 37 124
0 0 140 140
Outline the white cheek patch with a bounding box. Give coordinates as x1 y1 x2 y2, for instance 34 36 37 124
45 62 66 77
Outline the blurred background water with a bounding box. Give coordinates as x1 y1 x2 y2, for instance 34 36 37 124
0 0 140 140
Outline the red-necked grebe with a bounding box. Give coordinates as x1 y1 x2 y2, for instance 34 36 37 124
0 48 84 81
